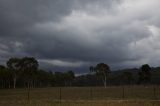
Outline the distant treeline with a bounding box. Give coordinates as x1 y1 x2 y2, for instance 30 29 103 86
0 57 160 89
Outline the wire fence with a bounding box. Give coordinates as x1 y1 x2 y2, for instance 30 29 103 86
27 86 160 101
0 86 160 106
62 86 159 101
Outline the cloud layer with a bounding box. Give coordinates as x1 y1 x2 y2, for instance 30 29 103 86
0 0 160 73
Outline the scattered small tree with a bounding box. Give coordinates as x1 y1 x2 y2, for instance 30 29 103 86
7 58 21 89
64 71 75 86
0 65 6 88
138 64 151 84
122 72 133 85
89 66 94 72
90 63 110 87
20 57 39 88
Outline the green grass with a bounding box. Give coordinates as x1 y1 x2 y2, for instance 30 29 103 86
0 86 160 106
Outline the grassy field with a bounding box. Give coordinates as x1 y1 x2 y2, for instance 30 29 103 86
0 86 160 106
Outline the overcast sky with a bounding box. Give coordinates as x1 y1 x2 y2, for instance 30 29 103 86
0 0 160 73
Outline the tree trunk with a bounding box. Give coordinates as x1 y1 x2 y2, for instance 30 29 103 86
30 81 33 88
8 81 11 89
103 76 107 88
33 80 35 88
65 81 67 86
13 76 17 89
1 80 4 88
27 81 30 89
27 81 30 103
40 82 42 87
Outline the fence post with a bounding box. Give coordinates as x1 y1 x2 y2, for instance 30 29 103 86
27 82 30 104
153 86 156 100
90 87 93 100
90 87 93 106
122 86 125 99
59 87 62 103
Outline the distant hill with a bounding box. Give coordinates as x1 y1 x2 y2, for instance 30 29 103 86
108 67 160 85
74 67 160 86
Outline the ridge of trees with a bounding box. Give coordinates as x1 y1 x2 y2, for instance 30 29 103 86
0 57 159 89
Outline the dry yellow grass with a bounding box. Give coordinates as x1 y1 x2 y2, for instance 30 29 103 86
0 86 160 106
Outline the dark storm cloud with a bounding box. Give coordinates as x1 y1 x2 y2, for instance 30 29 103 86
0 0 160 73
0 0 74 36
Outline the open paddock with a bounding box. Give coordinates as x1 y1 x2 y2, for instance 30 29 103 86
0 86 160 106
